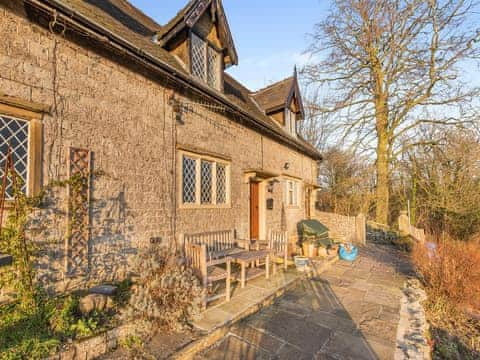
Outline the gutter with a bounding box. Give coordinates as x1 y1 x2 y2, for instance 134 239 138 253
24 0 322 161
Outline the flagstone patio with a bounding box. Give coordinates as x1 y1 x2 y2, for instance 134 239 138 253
197 243 417 360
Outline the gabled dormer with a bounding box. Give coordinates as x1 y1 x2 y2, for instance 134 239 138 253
252 68 305 138
153 0 238 92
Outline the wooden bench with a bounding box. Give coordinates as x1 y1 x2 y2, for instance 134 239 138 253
181 230 250 308
184 243 231 309
180 230 250 260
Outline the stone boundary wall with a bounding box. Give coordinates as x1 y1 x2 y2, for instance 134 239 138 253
49 322 137 360
313 212 366 245
398 211 426 242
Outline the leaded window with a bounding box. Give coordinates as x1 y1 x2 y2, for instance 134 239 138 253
207 47 220 88
180 152 230 207
190 33 221 89
182 156 197 204
0 114 29 199
216 163 226 204
191 33 206 80
200 160 213 204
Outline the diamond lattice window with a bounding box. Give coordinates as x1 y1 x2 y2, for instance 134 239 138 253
200 160 213 204
216 163 226 204
0 115 29 199
207 47 219 88
190 33 220 89
191 33 206 80
180 152 229 207
182 156 196 204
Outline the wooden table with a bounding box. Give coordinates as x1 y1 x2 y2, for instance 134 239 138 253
231 250 270 288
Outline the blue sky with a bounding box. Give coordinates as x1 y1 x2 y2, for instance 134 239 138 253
129 0 329 91
129 1 479 91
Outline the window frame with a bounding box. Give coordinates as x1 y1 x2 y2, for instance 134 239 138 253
178 150 231 209
285 178 301 208
284 108 297 137
189 32 222 90
0 102 42 201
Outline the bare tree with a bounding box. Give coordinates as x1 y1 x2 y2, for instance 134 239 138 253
303 0 480 224
405 128 480 240
298 85 336 152
317 147 375 216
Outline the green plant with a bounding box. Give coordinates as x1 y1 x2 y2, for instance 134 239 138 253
0 301 60 360
70 316 98 338
119 334 143 350
114 278 133 307
51 295 80 337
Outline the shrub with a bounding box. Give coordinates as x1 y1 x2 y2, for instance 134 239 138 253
413 239 480 311
124 245 204 332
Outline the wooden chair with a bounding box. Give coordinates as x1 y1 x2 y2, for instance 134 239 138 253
255 230 289 274
185 243 231 309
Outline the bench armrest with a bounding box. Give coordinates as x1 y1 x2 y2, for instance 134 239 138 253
207 256 232 267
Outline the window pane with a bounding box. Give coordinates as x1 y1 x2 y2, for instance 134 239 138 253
201 160 213 204
207 46 219 89
182 156 196 204
0 114 29 199
216 163 226 204
191 33 206 80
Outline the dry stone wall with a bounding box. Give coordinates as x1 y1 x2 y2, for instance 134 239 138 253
313 211 366 245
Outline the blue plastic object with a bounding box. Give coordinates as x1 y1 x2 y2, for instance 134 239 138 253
339 244 358 261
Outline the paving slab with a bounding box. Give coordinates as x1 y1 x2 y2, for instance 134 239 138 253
199 242 413 360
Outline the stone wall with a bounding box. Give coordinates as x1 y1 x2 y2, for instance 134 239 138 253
313 211 366 245
0 1 318 294
398 211 426 242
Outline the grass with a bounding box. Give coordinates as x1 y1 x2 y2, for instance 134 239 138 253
0 279 132 359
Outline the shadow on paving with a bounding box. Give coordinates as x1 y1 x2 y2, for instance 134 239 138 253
197 242 411 360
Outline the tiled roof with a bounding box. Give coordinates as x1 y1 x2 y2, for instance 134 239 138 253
155 0 195 40
252 77 295 113
37 0 321 160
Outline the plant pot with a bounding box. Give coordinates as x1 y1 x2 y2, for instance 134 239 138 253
317 247 328 258
294 256 309 272
302 243 318 257
302 242 309 257
328 244 339 255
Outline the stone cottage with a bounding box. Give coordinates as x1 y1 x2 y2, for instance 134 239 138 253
0 0 322 292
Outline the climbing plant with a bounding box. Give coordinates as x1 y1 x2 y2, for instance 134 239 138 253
0 168 45 311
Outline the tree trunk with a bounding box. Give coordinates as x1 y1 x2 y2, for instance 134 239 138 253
376 129 389 225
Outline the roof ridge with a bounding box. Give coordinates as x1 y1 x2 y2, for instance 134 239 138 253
252 76 294 94
120 0 163 30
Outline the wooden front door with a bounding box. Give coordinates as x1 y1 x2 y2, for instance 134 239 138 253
250 182 260 240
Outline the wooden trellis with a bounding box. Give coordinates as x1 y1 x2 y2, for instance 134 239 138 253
65 147 92 275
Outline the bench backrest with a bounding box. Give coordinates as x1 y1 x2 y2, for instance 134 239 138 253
268 230 288 256
181 230 236 256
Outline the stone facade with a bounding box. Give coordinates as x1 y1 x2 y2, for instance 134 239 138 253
0 1 319 294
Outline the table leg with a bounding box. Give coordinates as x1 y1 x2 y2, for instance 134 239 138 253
266 254 270 280
241 262 246 288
